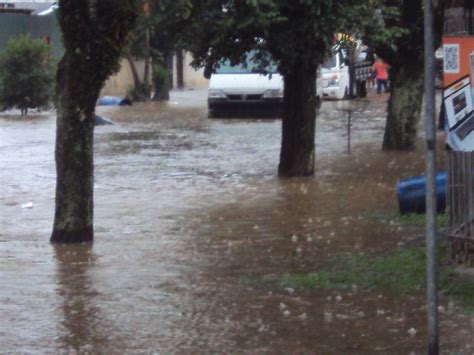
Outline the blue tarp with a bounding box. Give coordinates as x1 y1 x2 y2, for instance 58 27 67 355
97 96 132 106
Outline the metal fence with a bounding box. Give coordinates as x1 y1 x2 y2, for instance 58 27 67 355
447 150 474 263
444 7 474 36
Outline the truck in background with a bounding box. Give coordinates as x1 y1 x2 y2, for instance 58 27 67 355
321 46 373 100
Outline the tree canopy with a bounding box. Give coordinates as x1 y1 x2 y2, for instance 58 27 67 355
185 0 382 176
0 34 54 115
125 0 194 101
187 1 382 73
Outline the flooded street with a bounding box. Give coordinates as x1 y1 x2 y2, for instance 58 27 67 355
1 90 473 352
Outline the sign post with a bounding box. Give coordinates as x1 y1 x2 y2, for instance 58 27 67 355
423 0 439 353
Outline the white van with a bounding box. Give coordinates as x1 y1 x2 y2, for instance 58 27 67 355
208 62 283 118
207 60 322 118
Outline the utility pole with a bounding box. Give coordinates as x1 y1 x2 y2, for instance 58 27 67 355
423 0 439 353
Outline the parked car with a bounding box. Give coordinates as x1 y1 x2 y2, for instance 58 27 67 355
207 57 322 118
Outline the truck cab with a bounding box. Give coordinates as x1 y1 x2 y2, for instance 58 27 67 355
322 46 372 100
321 51 349 100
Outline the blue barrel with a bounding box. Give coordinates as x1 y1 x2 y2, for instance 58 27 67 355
396 172 446 214
97 96 132 106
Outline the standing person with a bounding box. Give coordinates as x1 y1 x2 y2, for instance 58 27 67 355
372 57 389 95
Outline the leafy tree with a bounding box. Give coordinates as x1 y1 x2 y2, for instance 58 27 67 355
0 34 54 115
51 0 138 243
149 0 192 100
126 0 193 101
363 0 446 150
186 0 378 176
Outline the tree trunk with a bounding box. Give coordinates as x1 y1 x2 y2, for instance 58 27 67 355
51 55 98 243
382 64 423 150
278 63 317 177
176 48 184 89
51 0 137 243
151 56 170 101
143 28 150 86
125 51 149 102
125 51 141 89
347 46 356 98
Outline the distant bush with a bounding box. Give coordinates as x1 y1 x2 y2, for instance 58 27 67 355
0 34 55 115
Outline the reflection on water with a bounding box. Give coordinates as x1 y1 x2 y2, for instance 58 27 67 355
1 93 473 352
54 243 115 352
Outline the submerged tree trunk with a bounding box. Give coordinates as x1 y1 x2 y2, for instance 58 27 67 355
125 51 149 102
151 54 171 101
143 28 151 86
51 0 137 243
382 64 423 150
278 63 317 177
51 55 97 243
176 48 184 89
126 51 141 89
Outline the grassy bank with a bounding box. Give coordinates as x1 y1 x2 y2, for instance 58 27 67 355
278 247 474 311
372 212 448 228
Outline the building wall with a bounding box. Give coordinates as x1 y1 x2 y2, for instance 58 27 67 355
0 13 62 58
173 52 209 89
101 59 148 96
102 52 209 97
443 36 474 87
0 13 208 96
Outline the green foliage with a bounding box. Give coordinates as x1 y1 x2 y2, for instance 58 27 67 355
362 0 424 68
443 281 474 312
395 213 447 228
126 82 151 101
371 212 448 228
128 0 192 100
57 0 140 101
279 247 474 310
148 0 193 53
152 62 168 87
185 0 382 75
0 34 54 113
129 0 193 57
280 248 439 294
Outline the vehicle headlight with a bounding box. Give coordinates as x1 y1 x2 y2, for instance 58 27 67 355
263 89 283 98
208 89 226 98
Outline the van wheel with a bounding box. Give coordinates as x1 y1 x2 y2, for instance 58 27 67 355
208 109 222 118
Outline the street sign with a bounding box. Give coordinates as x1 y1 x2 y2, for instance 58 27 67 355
444 75 474 151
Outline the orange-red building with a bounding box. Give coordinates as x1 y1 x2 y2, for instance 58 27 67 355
443 36 474 87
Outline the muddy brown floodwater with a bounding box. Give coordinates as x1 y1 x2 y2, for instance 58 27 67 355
1 90 473 352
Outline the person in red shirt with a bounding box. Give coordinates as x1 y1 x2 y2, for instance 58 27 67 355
372 57 389 94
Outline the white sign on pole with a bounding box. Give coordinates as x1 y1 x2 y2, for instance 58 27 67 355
444 75 474 151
